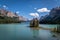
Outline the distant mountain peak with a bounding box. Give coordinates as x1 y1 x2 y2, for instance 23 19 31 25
40 7 60 24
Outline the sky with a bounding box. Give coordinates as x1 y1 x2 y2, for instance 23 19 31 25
0 0 60 20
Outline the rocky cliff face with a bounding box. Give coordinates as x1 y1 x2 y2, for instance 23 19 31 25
0 9 27 23
40 7 60 24
0 9 8 16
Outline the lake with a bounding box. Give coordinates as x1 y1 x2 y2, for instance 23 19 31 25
0 22 60 40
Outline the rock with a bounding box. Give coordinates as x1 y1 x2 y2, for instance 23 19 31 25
52 35 56 37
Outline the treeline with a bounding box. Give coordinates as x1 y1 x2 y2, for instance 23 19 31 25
0 9 26 23
0 16 21 23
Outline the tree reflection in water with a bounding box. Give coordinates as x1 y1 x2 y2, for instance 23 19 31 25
30 28 39 38
51 25 60 40
57 25 60 33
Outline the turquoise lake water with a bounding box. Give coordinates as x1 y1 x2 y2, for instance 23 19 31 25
0 22 60 40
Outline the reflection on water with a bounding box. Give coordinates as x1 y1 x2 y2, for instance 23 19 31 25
51 31 60 40
51 25 60 40
29 27 52 40
57 25 60 32
0 23 60 40
30 28 39 38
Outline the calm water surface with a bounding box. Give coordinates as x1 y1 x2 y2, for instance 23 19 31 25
0 22 60 40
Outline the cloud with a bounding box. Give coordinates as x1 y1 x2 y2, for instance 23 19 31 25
37 8 50 13
3 5 7 8
29 12 39 17
34 8 37 9
16 11 20 14
2 5 8 9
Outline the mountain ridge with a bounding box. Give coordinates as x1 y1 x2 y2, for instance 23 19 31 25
40 7 60 24
0 9 27 23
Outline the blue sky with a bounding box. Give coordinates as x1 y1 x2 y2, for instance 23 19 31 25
0 0 60 19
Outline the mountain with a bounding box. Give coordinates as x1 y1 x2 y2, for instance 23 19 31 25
40 7 60 24
0 9 27 23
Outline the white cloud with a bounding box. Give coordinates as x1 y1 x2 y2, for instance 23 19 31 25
37 8 50 13
29 12 39 17
16 11 20 14
34 8 37 9
3 5 7 8
2 5 8 9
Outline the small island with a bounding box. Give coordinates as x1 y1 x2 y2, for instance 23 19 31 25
29 7 60 33
30 18 39 27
